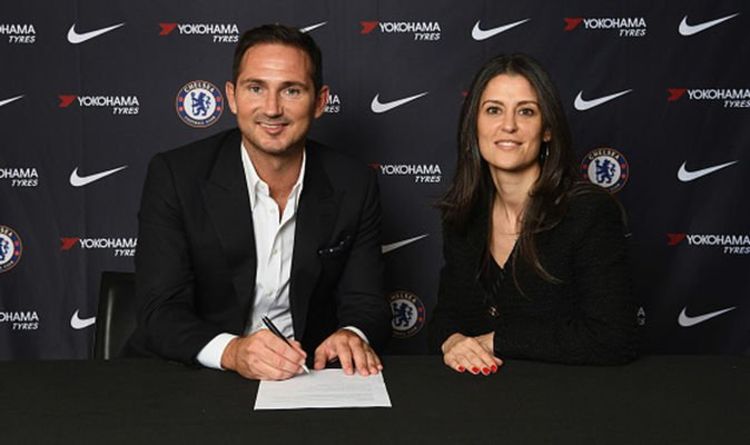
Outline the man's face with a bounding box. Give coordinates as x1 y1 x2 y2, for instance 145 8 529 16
226 43 328 158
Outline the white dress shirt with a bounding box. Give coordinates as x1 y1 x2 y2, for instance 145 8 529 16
196 143 304 369
196 144 366 370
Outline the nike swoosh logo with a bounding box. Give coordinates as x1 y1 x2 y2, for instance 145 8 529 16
678 13 740 36
574 89 633 111
678 306 736 327
67 22 126 44
677 160 738 182
381 234 428 254
300 21 327 33
471 19 530 41
69 165 128 187
371 92 428 113
70 310 96 330
0 95 24 108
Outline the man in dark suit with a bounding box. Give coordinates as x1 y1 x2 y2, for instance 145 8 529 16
126 24 390 380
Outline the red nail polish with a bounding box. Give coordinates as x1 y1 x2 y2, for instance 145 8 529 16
457 366 465 372
471 367 479 374
491 365 497 372
482 367 490 375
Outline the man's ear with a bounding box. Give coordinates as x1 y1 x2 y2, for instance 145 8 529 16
225 81 237 114
313 85 330 118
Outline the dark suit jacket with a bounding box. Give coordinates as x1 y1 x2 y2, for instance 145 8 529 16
126 129 390 364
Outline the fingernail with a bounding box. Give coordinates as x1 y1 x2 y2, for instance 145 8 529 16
491 365 497 373
471 367 479 374
457 365 465 372
482 367 490 375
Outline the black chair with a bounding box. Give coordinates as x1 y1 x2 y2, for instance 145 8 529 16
93 271 137 360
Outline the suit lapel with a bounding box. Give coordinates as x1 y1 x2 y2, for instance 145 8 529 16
290 143 338 339
201 130 257 319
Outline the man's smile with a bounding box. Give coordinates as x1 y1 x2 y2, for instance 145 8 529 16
257 120 289 134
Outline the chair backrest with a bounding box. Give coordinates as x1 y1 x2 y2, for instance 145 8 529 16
93 271 136 360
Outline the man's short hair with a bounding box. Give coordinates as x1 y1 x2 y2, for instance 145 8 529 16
231 24 324 95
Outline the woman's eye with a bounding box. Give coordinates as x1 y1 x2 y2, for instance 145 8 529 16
519 108 536 116
486 106 500 114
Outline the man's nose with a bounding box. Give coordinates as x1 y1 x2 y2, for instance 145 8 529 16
263 93 282 116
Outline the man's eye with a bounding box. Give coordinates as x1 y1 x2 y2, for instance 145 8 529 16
285 88 301 96
248 85 262 94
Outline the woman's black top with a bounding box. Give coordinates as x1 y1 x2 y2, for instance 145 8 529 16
429 189 639 365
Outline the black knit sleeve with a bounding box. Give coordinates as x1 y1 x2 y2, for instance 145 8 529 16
492 192 639 365
428 222 466 353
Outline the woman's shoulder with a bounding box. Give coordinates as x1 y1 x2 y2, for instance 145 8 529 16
566 184 622 218
556 184 628 239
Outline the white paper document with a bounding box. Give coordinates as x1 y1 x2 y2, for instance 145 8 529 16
254 369 392 410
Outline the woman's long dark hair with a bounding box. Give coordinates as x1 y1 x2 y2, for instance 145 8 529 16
440 53 584 284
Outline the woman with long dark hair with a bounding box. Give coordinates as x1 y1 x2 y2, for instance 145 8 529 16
429 54 638 375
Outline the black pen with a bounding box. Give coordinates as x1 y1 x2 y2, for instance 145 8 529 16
261 315 311 374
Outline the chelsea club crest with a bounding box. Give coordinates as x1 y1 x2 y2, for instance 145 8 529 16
580 147 629 193
176 80 224 128
388 290 425 338
0 225 23 273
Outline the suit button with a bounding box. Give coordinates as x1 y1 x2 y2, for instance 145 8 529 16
488 306 499 318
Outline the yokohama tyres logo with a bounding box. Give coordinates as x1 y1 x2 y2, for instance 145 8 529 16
58 94 140 115
60 236 137 257
564 17 646 37
0 310 39 330
324 92 341 114
369 163 442 183
667 88 750 108
667 232 750 254
0 23 36 44
158 22 239 43
359 20 441 40
0 167 38 187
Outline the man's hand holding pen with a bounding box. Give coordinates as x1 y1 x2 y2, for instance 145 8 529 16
220 330 308 381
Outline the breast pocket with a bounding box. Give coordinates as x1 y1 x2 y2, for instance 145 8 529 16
317 234 353 280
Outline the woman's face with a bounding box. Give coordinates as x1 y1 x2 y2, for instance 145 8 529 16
476 73 550 175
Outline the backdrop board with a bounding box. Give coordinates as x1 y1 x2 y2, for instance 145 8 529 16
1 0 748 359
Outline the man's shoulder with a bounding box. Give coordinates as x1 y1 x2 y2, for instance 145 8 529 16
157 128 239 165
307 140 374 184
